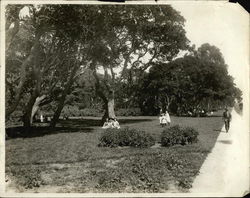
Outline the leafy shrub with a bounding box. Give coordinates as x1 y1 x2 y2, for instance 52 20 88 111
98 129 120 147
61 106 103 117
8 166 45 189
161 125 199 147
61 105 81 117
6 110 23 126
183 127 199 144
116 108 142 116
80 108 103 117
96 170 127 192
99 127 155 148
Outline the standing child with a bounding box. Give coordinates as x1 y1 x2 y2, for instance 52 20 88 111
159 113 167 127
112 118 120 129
165 111 171 125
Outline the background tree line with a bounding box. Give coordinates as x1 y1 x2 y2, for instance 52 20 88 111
5 4 242 129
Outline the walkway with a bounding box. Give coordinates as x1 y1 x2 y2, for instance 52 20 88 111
189 109 249 196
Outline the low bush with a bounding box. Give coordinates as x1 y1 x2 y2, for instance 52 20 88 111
61 107 142 118
99 127 155 148
61 106 103 117
116 108 142 116
161 125 199 147
98 129 120 147
8 166 45 189
6 110 23 126
61 105 81 117
183 127 199 144
80 108 103 117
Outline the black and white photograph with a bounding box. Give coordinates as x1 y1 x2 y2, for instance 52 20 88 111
1 0 249 196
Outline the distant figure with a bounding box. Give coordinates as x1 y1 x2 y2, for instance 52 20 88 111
112 118 120 129
102 118 111 129
47 116 51 122
102 118 120 129
223 108 232 132
187 111 192 117
63 115 69 120
40 114 44 123
159 113 167 127
165 111 171 125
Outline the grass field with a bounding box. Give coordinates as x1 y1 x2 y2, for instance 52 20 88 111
6 111 224 193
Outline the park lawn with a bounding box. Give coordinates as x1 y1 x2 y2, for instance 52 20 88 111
6 113 224 193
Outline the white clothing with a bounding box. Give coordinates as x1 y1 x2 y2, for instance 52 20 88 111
112 121 120 129
102 122 112 129
165 113 171 123
102 120 120 129
159 113 171 124
159 116 167 124
40 115 44 123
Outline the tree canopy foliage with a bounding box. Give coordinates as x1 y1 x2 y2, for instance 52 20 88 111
138 44 242 115
5 4 241 127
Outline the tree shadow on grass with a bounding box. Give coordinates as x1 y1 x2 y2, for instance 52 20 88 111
57 118 153 126
59 118 102 127
218 140 232 144
118 118 153 124
6 118 153 139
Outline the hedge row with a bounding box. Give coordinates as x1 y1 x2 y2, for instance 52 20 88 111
99 125 199 148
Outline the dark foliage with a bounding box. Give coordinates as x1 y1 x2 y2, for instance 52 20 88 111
116 108 142 116
99 127 155 148
7 166 45 189
161 125 199 147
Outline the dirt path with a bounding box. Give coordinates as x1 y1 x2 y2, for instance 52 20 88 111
189 109 249 196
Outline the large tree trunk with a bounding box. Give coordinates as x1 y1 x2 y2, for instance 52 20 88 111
22 33 43 128
102 90 116 122
90 62 116 123
50 64 78 128
23 93 39 128
6 33 41 119
30 95 47 124
50 95 66 128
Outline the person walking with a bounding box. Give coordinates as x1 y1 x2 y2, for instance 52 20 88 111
223 107 232 132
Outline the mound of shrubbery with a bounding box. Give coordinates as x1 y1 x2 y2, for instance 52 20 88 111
99 127 155 148
161 125 199 147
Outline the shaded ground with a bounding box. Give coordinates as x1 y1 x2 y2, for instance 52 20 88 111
6 117 153 139
5 112 224 193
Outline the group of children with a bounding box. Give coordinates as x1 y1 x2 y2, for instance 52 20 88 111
102 118 121 129
102 110 171 129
